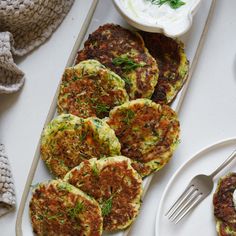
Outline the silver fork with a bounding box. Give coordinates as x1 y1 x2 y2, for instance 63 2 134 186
165 149 236 224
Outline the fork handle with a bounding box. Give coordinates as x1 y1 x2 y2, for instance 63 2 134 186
210 150 236 178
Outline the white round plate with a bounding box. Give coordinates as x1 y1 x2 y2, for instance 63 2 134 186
155 137 236 236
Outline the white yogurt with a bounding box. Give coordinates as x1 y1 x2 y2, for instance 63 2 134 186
233 189 236 211
121 0 197 27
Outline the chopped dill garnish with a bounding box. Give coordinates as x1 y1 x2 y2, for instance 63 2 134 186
147 0 185 9
92 163 99 177
47 212 63 220
67 202 84 219
80 131 88 142
101 197 113 216
123 110 135 125
122 77 132 86
112 56 145 71
72 75 79 81
93 103 110 115
89 97 97 104
173 139 181 146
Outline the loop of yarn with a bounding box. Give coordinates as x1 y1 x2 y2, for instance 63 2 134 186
0 0 74 93
0 144 16 216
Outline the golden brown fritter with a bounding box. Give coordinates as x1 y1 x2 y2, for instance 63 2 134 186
107 99 180 177
29 180 103 236
140 32 189 104
41 114 121 178
213 173 236 235
57 60 129 118
64 156 142 231
76 24 159 100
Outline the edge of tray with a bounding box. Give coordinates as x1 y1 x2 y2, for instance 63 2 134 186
15 0 217 235
15 0 99 235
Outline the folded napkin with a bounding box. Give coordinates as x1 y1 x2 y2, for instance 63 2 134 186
0 32 25 93
0 0 74 94
0 144 16 216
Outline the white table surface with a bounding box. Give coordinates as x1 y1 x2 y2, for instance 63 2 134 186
0 0 236 235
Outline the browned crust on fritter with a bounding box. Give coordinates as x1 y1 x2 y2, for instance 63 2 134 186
66 158 142 231
213 173 236 234
29 181 102 236
107 100 180 177
218 221 236 236
76 24 158 99
140 32 189 104
57 62 128 119
41 117 120 178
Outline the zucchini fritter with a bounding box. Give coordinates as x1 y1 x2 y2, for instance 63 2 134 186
29 180 103 236
41 114 121 178
57 60 129 118
64 156 142 231
107 99 180 177
76 24 159 100
140 32 189 104
213 173 236 236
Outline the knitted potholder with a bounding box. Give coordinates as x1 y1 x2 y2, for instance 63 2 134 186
0 0 74 93
0 144 16 216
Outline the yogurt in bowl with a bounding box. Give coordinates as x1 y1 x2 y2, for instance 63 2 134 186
113 0 201 37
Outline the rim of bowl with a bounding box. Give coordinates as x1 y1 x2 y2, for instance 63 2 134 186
113 0 202 37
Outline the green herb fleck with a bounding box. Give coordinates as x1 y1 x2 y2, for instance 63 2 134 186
72 76 79 81
147 0 185 9
58 182 72 191
36 214 44 221
122 77 132 86
92 163 99 177
74 123 80 129
123 110 135 125
101 197 113 216
58 126 67 132
89 97 97 104
93 103 110 115
67 202 84 219
47 212 63 220
80 131 87 142
173 139 181 146
112 56 145 71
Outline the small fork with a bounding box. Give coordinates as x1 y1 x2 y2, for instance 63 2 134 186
165 149 236 224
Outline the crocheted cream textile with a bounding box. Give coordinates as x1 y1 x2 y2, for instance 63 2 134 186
0 144 16 216
0 0 74 93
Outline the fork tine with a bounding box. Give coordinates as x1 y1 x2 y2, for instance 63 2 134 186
167 187 197 220
173 192 202 224
169 189 199 221
167 187 196 219
165 184 194 217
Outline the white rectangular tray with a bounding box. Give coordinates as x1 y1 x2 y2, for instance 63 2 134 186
16 0 216 235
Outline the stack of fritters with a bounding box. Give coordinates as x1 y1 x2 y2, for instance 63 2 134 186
76 24 159 100
64 156 142 231
30 23 189 235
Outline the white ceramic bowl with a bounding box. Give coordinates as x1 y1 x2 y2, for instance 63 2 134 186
113 0 201 37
